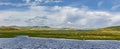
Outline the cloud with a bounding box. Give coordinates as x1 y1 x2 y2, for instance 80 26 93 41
0 5 120 28
0 2 29 7
32 0 61 3
98 1 103 7
110 0 120 10
111 5 120 10
23 0 31 3
30 0 62 6
0 0 62 7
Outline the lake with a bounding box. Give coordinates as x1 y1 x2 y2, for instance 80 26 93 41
0 36 120 49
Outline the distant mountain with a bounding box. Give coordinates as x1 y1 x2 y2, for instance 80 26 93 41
0 26 120 31
28 26 51 28
0 26 51 30
98 26 120 31
0 26 18 30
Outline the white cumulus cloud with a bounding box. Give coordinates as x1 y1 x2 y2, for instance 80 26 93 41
0 6 120 28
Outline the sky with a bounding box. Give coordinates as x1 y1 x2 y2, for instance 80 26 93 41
0 0 120 28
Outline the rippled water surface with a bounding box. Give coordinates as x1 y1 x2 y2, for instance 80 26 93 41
0 36 120 49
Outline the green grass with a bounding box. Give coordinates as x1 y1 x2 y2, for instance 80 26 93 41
0 26 120 40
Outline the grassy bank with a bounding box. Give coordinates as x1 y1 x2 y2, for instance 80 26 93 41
0 26 120 40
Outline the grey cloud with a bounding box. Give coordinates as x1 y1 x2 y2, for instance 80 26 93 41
0 6 120 28
25 16 49 26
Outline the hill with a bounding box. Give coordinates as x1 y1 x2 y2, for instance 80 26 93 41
97 26 120 31
0 26 120 40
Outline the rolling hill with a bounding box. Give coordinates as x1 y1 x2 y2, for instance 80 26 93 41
0 26 120 40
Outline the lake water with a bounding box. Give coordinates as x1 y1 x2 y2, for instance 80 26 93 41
0 36 120 49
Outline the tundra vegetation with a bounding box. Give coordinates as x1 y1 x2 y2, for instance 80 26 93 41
0 26 120 40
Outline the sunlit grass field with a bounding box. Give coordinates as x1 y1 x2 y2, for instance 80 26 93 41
0 26 120 40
